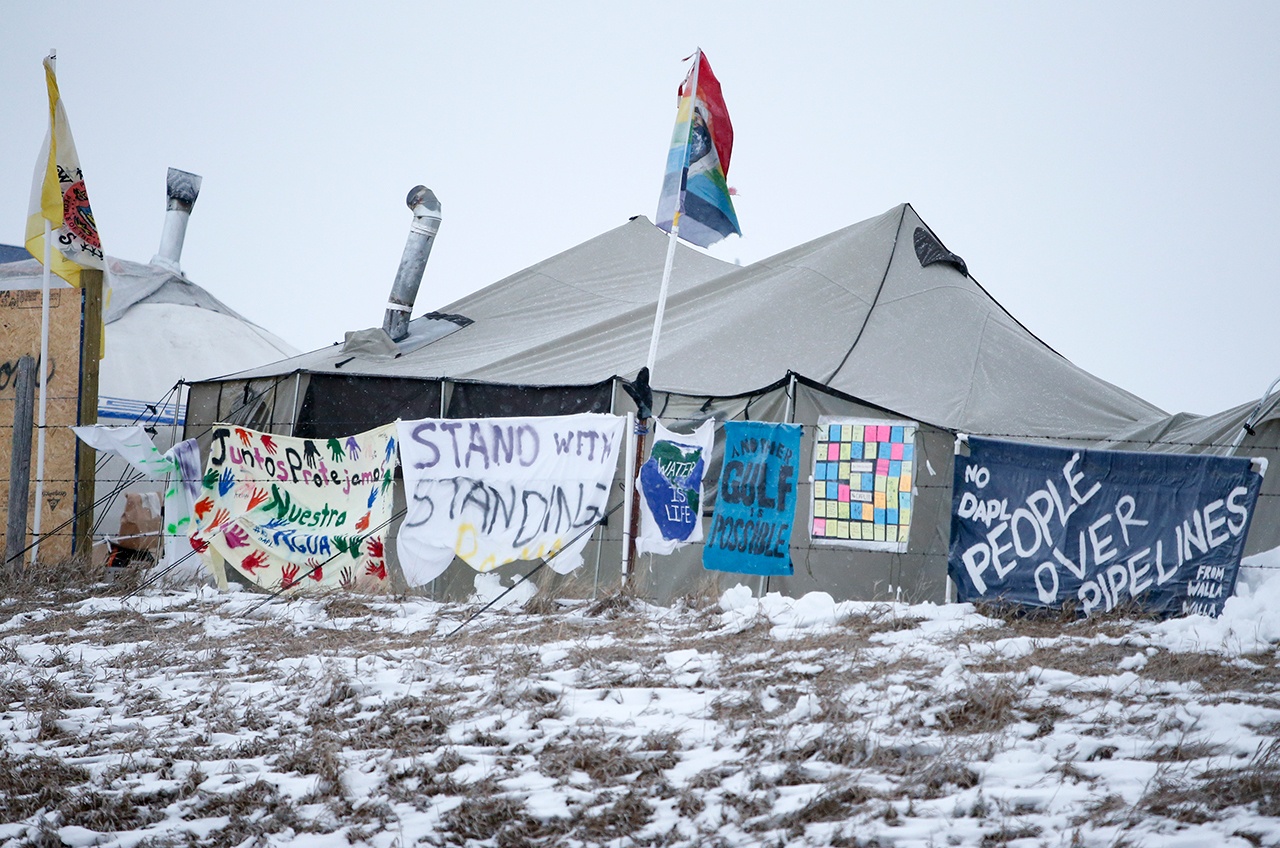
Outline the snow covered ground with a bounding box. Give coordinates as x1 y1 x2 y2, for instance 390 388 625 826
1 553 1279 847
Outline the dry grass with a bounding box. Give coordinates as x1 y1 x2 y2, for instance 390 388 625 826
538 729 678 786
840 605 925 636
0 751 91 820
1197 739 1280 816
347 694 452 754
935 677 1024 734
1143 650 1279 693
439 792 539 843
193 779 337 847
580 593 632 619
274 732 346 799
2 573 1278 845
777 783 878 829
320 594 377 619
1137 740 1280 825
0 557 105 600
576 789 655 841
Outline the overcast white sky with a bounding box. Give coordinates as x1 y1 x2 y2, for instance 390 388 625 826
4 2 1279 416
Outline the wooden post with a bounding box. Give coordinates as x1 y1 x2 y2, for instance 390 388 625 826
74 268 104 558
623 416 647 591
5 356 36 569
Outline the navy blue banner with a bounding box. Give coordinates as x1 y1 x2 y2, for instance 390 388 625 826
949 437 1263 617
704 421 802 576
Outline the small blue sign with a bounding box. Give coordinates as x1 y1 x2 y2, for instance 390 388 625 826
704 421 802 576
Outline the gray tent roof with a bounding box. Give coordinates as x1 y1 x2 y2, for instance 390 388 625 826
216 205 1167 439
224 216 736 383
645 204 1166 438
1098 392 1280 457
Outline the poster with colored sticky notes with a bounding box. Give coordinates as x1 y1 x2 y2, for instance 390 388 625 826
809 417 917 552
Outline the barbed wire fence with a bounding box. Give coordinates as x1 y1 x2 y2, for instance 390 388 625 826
2 384 1278 573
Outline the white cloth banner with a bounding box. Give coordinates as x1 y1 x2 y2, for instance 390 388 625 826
71 425 203 568
635 419 715 557
190 424 398 592
72 424 175 478
396 413 626 586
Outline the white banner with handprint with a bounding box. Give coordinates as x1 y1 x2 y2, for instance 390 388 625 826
190 423 398 592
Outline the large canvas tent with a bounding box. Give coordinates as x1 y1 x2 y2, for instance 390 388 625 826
185 204 1176 602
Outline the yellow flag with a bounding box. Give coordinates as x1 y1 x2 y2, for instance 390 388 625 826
25 52 104 288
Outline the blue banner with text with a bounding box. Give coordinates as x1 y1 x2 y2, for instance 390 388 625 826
704 421 802 577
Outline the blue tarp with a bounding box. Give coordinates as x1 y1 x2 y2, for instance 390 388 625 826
0 244 31 264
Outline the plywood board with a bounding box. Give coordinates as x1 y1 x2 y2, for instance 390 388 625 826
0 283 83 562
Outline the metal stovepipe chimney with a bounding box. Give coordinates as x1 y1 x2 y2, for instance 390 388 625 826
150 168 203 274
382 185 442 342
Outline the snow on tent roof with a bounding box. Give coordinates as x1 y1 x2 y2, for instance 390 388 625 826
0 250 269 325
216 205 1165 441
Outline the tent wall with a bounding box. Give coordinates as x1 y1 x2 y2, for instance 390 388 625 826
445 380 613 419
1232 418 1280 554
183 373 309 455
183 371 959 603
772 382 954 603
404 377 955 605
295 374 444 439
1092 394 1280 556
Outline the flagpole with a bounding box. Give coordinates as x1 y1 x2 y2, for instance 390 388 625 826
644 48 701 376
31 218 51 565
627 50 703 584
645 225 680 373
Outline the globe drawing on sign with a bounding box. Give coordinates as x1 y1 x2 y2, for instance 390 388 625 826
639 439 706 542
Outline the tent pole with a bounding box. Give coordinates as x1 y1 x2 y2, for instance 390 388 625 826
621 411 637 588
431 379 449 601
762 374 798 597
628 214 682 593
289 373 301 436
1228 373 1280 456
593 380 618 598
628 52 700 591
646 229 681 375
645 48 697 375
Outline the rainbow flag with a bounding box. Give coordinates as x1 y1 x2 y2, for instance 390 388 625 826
25 52 104 287
656 50 740 248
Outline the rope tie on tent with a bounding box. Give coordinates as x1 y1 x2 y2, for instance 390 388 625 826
823 206 905 385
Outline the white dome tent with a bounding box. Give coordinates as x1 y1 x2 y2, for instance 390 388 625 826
0 168 297 558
